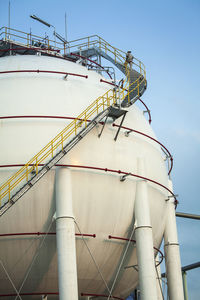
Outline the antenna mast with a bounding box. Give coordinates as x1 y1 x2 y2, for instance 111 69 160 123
8 0 10 28
65 13 67 41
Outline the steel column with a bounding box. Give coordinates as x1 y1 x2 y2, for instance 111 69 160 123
164 179 184 300
56 167 78 300
134 158 158 300
182 271 189 300
156 254 163 300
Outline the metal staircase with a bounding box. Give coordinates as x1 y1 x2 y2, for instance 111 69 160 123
0 107 126 216
70 47 146 107
0 32 147 216
66 36 147 106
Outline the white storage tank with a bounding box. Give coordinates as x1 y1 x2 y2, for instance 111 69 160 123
0 49 169 299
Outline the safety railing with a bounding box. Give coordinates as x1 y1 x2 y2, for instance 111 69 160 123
0 27 146 79
0 89 111 205
67 35 146 79
0 80 142 206
65 35 146 104
0 31 146 207
0 26 64 53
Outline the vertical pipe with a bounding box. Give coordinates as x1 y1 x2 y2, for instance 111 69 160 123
155 254 163 300
164 179 184 300
134 158 158 300
56 167 78 300
182 271 188 300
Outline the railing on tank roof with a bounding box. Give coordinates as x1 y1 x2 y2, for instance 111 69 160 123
0 27 146 79
0 26 65 54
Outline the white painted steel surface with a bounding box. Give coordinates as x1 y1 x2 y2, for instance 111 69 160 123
164 180 184 300
56 167 78 300
156 255 163 300
135 158 158 300
0 55 169 299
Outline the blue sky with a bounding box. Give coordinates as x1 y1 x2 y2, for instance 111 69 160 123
0 0 200 298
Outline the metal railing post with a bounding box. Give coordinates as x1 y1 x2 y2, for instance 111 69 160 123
26 166 28 181
36 158 38 174
61 133 64 150
84 112 87 127
51 141 54 157
99 37 101 50
5 27 7 41
74 120 77 135
8 183 10 201
139 61 142 74
137 81 140 97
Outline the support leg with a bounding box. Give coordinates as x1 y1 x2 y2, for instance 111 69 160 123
134 158 158 300
155 254 163 300
164 179 184 300
182 271 189 300
56 167 78 300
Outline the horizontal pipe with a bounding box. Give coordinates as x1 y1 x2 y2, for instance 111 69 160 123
176 212 200 220
100 78 115 86
108 235 136 243
182 261 200 272
0 164 177 205
0 115 89 121
113 123 173 175
0 232 96 238
0 69 88 78
0 115 172 173
162 261 200 277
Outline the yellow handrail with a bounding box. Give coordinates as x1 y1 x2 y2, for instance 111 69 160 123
66 35 146 79
0 27 146 79
0 30 146 207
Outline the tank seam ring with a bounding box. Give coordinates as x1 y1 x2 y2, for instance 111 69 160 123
56 216 75 220
135 225 152 230
164 242 179 247
0 164 177 205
